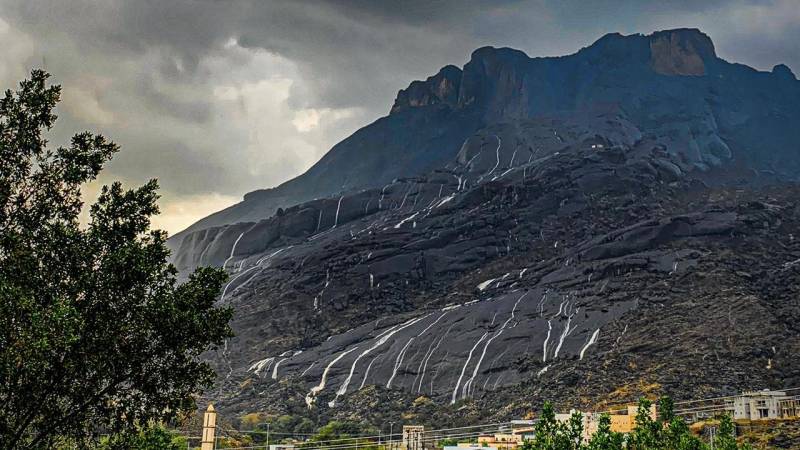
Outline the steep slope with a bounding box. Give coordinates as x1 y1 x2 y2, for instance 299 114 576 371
196 115 799 422
169 28 800 259
176 101 482 237
219 183 800 427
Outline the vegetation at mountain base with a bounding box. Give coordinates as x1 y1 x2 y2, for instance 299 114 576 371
96 424 188 450
728 419 800 449
299 421 381 450
0 70 233 448
521 397 752 450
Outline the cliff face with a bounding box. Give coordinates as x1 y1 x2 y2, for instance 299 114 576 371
391 65 462 112
649 28 715 76
388 28 798 176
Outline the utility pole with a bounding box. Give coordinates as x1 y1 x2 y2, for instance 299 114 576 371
389 422 395 450
266 422 271 450
707 425 717 450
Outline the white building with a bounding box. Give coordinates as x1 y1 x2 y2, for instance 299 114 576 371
445 446 497 450
269 445 295 450
403 425 425 450
733 390 798 420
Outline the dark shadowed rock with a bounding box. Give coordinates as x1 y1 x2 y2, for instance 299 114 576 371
162 29 800 425
391 65 462 113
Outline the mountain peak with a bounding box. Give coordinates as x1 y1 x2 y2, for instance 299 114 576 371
582 28 716 75
773 63 797 81
647 28 716 75
468 45 530 62
390 64 462 113
391 28 720 118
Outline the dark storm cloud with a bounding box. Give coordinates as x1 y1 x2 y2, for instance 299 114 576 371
5 0 797 110
0 0 796 232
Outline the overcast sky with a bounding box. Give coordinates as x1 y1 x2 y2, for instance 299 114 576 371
0 0 797 233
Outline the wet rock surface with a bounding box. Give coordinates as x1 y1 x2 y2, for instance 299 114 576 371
163 28 800 426
184 115 799 426
212 182 799 427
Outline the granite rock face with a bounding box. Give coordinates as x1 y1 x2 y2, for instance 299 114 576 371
391 65 463 113
189 114 798 424
649 28 715 76
165 29 800 424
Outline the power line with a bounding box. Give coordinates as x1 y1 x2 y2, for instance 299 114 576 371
218 426 511 450
225 428 508 450
284 431 506 450
588 387 800 416
423 423 512 434
221 429 398 441
219 422 513 443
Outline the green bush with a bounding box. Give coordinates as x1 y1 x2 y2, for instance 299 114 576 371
98 424 187 450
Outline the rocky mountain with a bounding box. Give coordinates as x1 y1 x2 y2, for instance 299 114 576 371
169 28 799 253
167 29 800 424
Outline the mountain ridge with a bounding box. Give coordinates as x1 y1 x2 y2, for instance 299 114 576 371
169 28 798 255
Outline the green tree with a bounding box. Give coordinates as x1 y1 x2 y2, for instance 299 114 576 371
713 414 752 450
98 424 188 450
302 421 380 450
561 411 584 450
658 396 675 424
524 401 559 450
294 417 316 434
626 398 660 449
524 397 722 450
665 418 705 450
715 414 737 450
586 414 623 450
626 397 708 450
522 402 585 450
0 70 232 448
438 437 459 447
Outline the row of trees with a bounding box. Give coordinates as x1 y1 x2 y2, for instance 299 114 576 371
522 397 751 450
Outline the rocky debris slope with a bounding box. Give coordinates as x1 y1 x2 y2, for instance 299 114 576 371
214 181 800 428
190 112 799 425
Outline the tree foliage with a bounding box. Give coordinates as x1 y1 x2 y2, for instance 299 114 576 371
521 397 752 450
523 402 589 450
301 421 381 450
0 70 232 448
97 423 188 450
715 415 744 450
